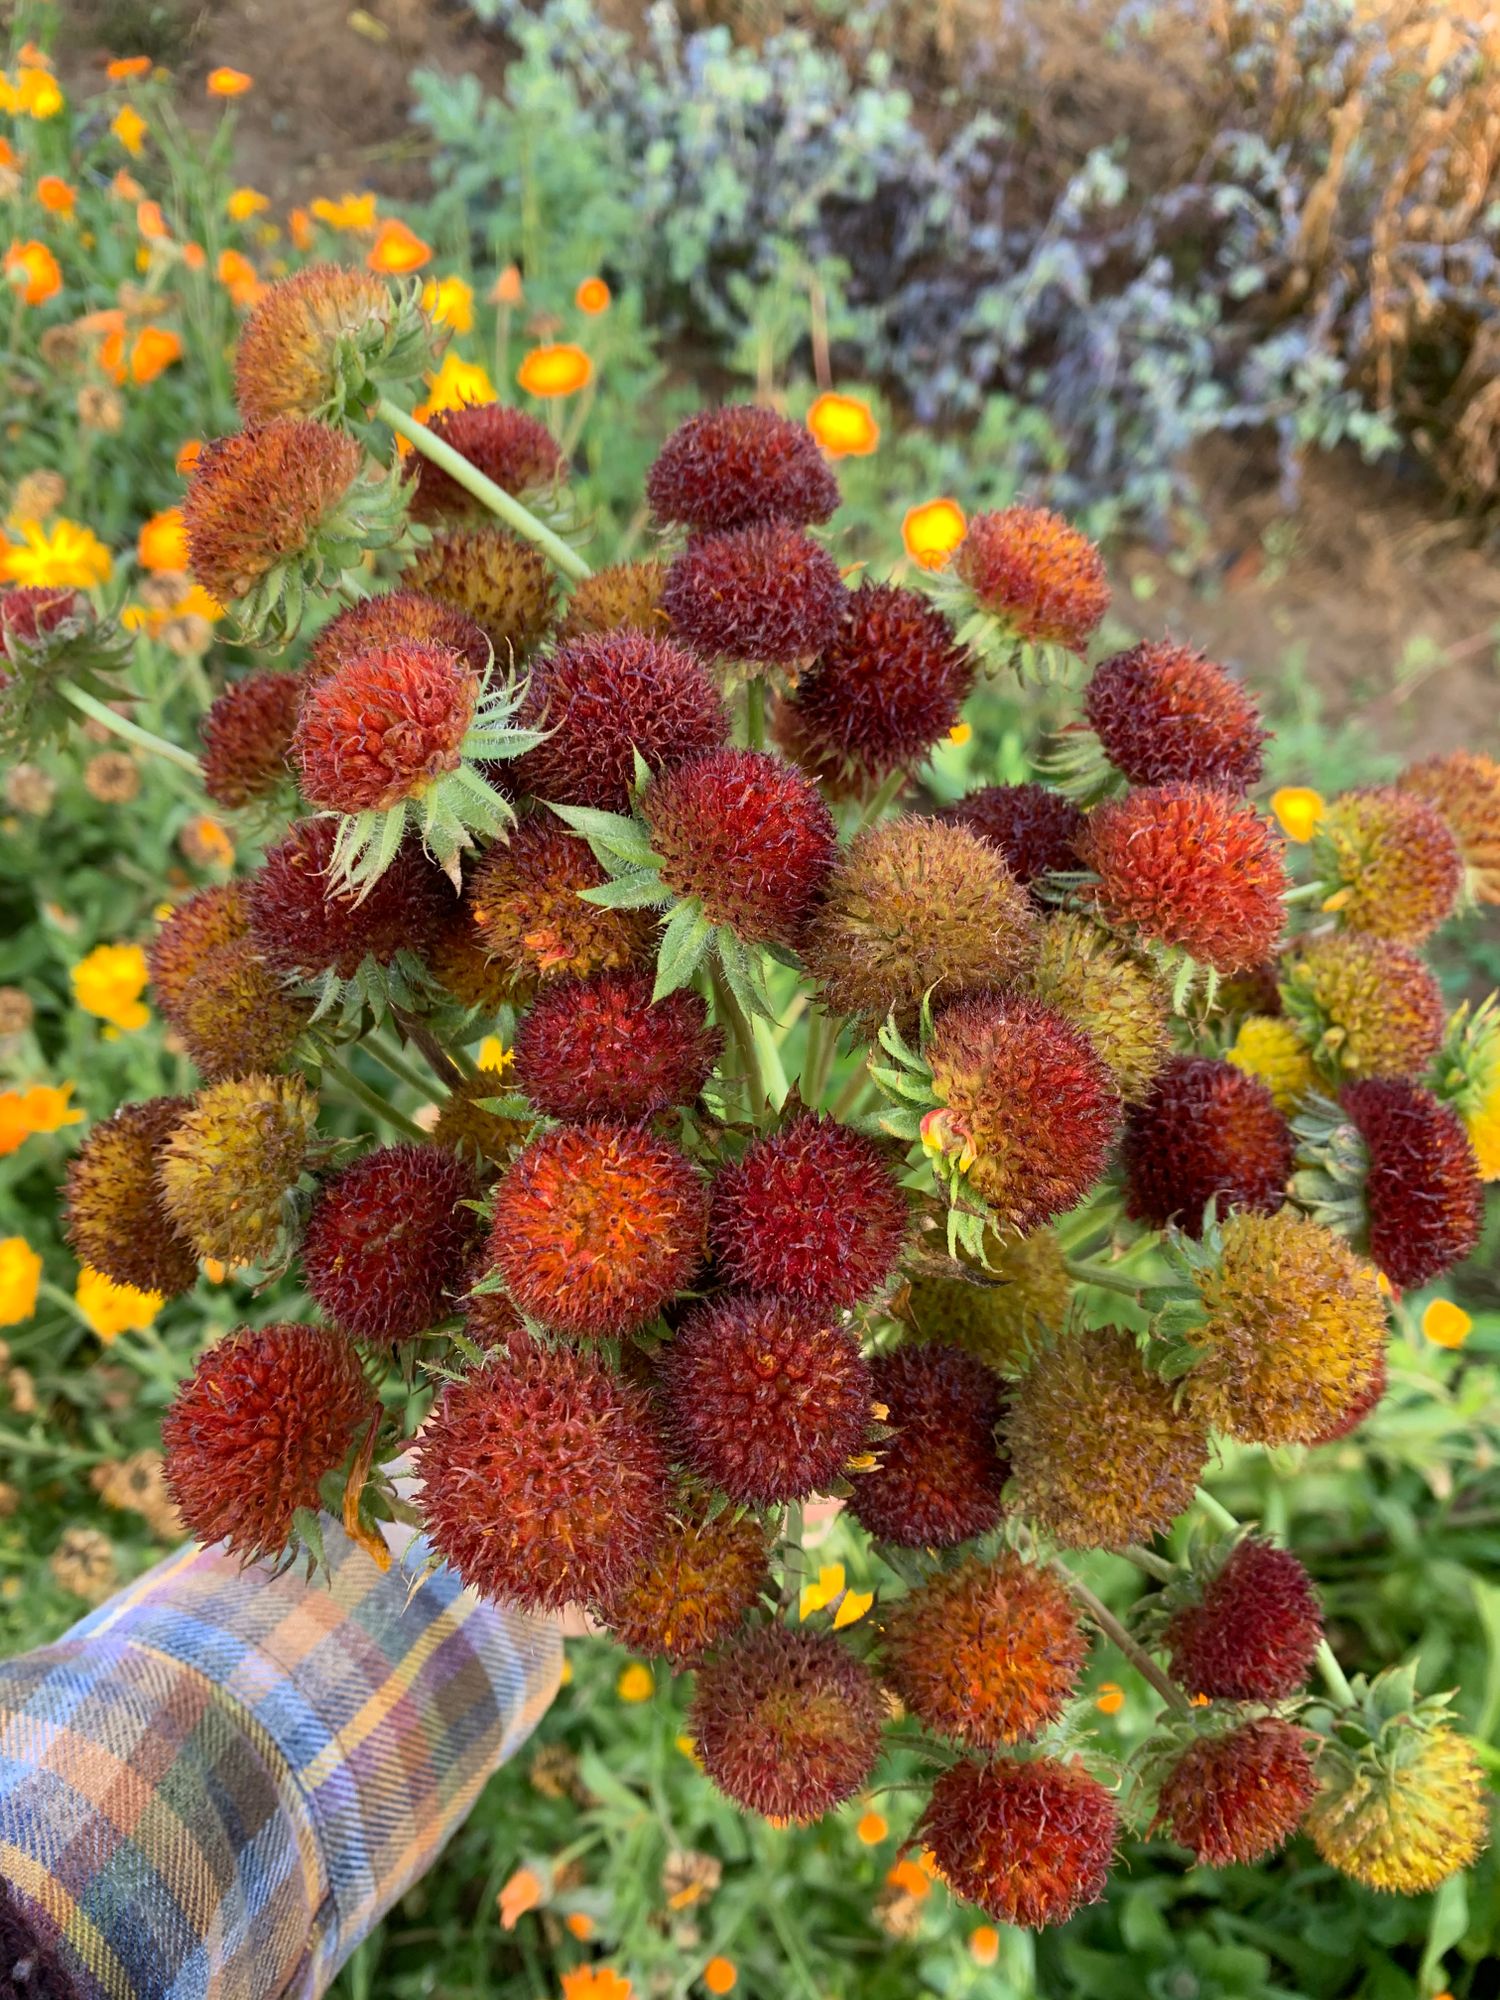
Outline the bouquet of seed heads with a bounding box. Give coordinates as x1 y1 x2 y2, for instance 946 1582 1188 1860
10 265 1498 1931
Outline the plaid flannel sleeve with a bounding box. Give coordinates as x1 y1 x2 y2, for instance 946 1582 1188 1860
0 1518 561 2000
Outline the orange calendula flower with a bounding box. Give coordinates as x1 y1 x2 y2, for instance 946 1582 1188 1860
367 217 431 274
226 186 269 221
1271 786 1326 844
497 1866 544 1930
0 1238 43 1328
855 1809 888 1845
807 391 880 458
563 1913 593 1941
886 1857 931 1900
288 207 314 251
110 104 147 155
703 1960 737 1997
71 942 150 1031
575 275 611 314
183 816 235 867
129 326 182 385
175 438 203 476
217 247 260 309
107 56 153 81
1096 1681 1126 1715
1422 1299 1472 1349
0 1084 83 1157
206 67 252 97
617 1662 654 1702
561 1971 632 2000
902 496 967 570
0 517 111 589
109 168 144 202
310 192 377 232
17 43 53 70
136 199 169 241
4 240 61 306
517 343 592 398
181 242 206 270
491 263 523 306
969 1927 1001 1968
0 139 14 170
421 273 474 333
75 1266 163 1341
137 507 189 572
36 175 75 216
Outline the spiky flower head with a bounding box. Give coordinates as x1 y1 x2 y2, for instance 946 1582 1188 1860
1078 785 1288 978
148 883 253 1017
1305 1668 1489 1894
663 524 845 669
1181 1208 1388 1445
185 421 410 644
513 967 720 1123
65 1098 198 1298
1226 1014 1317 1114
488 1122 707 1336
0 585 130 762
157 1073 319 1266
233 264 438 425
200 670 301 809
1398 750 1500 906
1430 995 1500 1181
248 815 453 990
171 936 315 1081
1082 641 1265 792
1161 1533 1323 1701
658 1292 873 1506
304 587 490 685
1026 911 1173 1103
947 782 1086 901
904 1228 1072 1373
689 1623 884 1823
415 1342 669 1610
301 1142 483 1342
1280 933 1445 1083
709 1114 909 1310
1308 1344 1387 1443
1123 1055 1292 1237
849 1346 1009 1548
559 558 669 642
1308 788 1462 944
780 582 974 790
938 506 1108 678
162 1322 376 1560
801 817 1038 1031
918 1755 1118 1929
881 1553 1086 1749
515 629 728 812
1336 1079 1483 1288
642 747 837 946
918 994 1119 1234
404 526 557 661
1004 1327 1208 1549
468 815 651 987
647 405 840 533
409 401 566 523
1149 1716 1317 1866
598 1494 769 1664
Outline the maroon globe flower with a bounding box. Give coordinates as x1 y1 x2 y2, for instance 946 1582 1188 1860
708 1114 908 1310
1123 1056 1292 1237
1342 1079 1483 1289
301 1143 483 1342
1151 1718 1317 1867
248 817 453 981
1083 641 1266 792
511 967 721 1123
1163 1535 1323 1701
647 405 840 533
918 1755 1118 1928
304 588 491 685
663 524 845 667
1 584 80 661
946 782 1085 902
409 401 565 523
199 671 302 809
849 1346 1009 1548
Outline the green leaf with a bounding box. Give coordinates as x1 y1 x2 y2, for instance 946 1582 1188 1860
576 870 673 909
654 899 713 999
548 800 658 868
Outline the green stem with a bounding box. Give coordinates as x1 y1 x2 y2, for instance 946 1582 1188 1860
377 396 591 582
392 1007 468 1092
709 962 769 1119
322 1054 426 1142
829 1059 875 1123
1064 1572 1191 1716
1194 1487 1241 1536
745 677 766 753
801 1005 834 1111
1193 1486 1358 1707
1123 1544 1180 1584
58 683 201 775
365 1035 436 1099
852 767 906 835
779 1500 806 1612
1063 1256 1152 1301
1282 880 1329 906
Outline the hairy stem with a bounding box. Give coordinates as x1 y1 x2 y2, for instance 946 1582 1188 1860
1062 1256 1153 1301
59 682 202 775
1194 1487 1241 1536
801 1005 835 1111
393 1006 468 1092
852 767 906 835
1122 1544 1180 1584
322 1054 426 1142
779 1500 806 1612
709 962 769 1119
745 677 766 753
1064 1573 1191 1716
365 1033 436 1098
377 396 592 582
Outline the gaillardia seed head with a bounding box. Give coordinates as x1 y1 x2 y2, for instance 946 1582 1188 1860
954 506 1109 653
409 401 565 523
1311 788 1463 944
881 1552 1086 1749
1163 1533 1323 1701
304 587 491 685
1122 1056 1292 1236
923 994 1120 1233
904 1228 1072 1373
148 883 253 1017
404 526 556 661
1184 1208 1387 1445
647 405 840 534
782 582 974 789
157 1072 318 1266
801 817 1038 1030
65 1097 198 1298
468 815 651 987
947 782 1086 901
1083 641 1265 792
249 816 453 982
849 1345 1009 1548
233 264 432 424
1280 932 1445 1082
918 1755 1118 1929
1226 1014 1317 1114
200 670 302 809
597 1495 770 1664
301 1142 483 1342
488 1122 707 1336
183 419 365 603
293 640 478 813
415 1343 669 1610
162 1322 376 1560
663 524 845 667
1340 1079 1483 1289
1151 1717 1317 1866
1397 750 1500 905
658 1292 873 1506
1026 911 1173 1103
643 748 837 946
708 1114 909 1311
513 967 721 1123
515 629 728 812
1004 1327 1209 1549
1078 785 1288 975
171 936 314 1081
559 558 669 642
689 1623 884 1823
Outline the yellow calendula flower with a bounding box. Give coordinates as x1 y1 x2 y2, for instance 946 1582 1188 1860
516 343 591 398
0 517 112 590
226 186 269 221
3 66 64 119
617 1662 654 1702
1270 785 1326 844
75 1265 163 1341
71 943 150 1031
476 1035 512 1073
421 274 475 334
902 497 967 571
806 391 879 458
0 1082 82 1157
0 1238 43 1328
110 103 148 156
310 192 377 232
418 350 496 420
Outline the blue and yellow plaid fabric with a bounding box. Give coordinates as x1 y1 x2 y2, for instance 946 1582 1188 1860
0 1520 561 1999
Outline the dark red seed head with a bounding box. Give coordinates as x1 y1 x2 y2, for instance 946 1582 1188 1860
848 1346 1010 1549
647 405 840 533
511 967 721 1123
946 782 1085 902
1151 1718 1318 1867
1083 641 1266 792
1123 1055 1292 1237
248 816 454 981
1342 1079 1483 1289
663 524 845 667
294 641 477 813
597 1495 770 1665
304 587 491 686
1163 1535 1323 1701
409 401 565 523
300 1143 483 1342
199 672 302 809
918 1755 1118 1928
